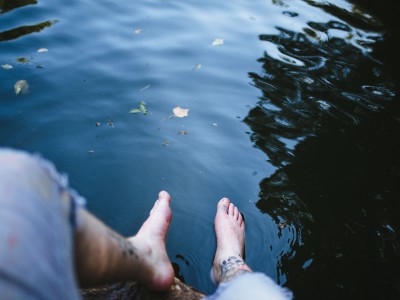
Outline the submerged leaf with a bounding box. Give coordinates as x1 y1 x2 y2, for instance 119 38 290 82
130 101 148 115
173 106 189 118
1 64 13 70
14 80 29 95
193 64 202 70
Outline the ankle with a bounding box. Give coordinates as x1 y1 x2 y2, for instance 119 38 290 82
213 255 251 283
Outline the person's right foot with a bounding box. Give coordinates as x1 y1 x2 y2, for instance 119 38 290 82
212 198 251 283
128 191 175 291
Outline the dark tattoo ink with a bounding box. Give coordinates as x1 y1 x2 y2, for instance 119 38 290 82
220 255 248 281
107 229 138 259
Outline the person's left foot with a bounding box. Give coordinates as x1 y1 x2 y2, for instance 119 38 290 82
128 191 174 291
211 198 251 283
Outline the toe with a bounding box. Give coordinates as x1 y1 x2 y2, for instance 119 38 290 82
158 191 170 203
234 206 239 219
217 198 230 214
228 203 234 216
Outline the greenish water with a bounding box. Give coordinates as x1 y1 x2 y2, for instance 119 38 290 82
1 0 399 298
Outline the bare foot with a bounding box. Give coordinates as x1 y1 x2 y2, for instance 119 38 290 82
128 191 174 291
212 198 252 283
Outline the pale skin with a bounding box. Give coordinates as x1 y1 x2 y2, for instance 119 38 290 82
211 197 253 283
0 150 251 292
74 191 175 291
74 193 251 290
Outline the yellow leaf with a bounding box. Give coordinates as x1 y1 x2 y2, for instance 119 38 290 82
173 106 189 118
210 38 224 47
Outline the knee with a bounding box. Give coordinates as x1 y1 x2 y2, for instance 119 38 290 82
0 148 38 173
0 149 53 187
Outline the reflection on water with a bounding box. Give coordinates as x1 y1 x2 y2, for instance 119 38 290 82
0 0 56 42
246 0 399 298
1 0 399 298
0 0 37 14
0 20 56 42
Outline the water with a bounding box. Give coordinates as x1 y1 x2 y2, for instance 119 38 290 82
1 0 399 298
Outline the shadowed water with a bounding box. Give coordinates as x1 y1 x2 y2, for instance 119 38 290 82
1 0 399 298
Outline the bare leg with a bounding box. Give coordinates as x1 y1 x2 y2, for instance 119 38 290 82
211 198 252 283
0 150 174 294
75 191 174 291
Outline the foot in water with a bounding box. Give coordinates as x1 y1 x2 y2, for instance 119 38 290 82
212 197 252 284
128 191 175 291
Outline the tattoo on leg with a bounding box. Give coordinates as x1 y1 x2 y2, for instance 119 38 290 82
220 256 249 281
107 229 138 259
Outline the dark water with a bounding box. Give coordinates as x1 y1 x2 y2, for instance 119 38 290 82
1 0 399 298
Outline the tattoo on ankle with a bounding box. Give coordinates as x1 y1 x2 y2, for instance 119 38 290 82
107 229 138 258
220 256 248 281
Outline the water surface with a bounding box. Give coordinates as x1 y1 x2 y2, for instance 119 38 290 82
1 0 399 298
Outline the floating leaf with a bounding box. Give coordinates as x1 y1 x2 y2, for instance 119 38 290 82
130 101 148 115
278 221 287 229
173 106 189 118
210 38 224 47
14 80 29 95
178 130 188 135
16 57 31 64
134 27 142 35
162 139 170 146
2 64 13 70
37 48 48 53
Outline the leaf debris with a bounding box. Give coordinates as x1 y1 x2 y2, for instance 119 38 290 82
172 106 189 118
1 64 13 70
130 101 148 115
210 38 224 47
278 221 287 229
16 57 31 64
14 80 29 95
